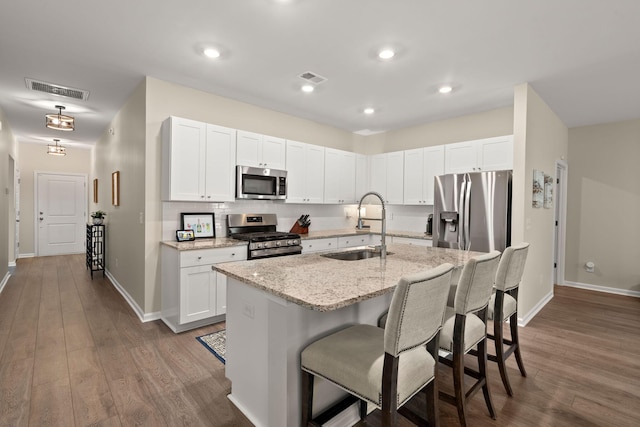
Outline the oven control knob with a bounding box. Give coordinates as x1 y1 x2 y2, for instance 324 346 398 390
276 241 282 247
286 240 293 246
255 243 263 249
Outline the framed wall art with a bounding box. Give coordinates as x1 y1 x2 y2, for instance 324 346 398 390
544 174 554 208
176 229 196 242
181 212 215 238
112 171 120 206
93 178 98 203
532 169 544 208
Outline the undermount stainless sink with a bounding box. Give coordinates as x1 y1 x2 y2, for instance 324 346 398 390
320 247 393 261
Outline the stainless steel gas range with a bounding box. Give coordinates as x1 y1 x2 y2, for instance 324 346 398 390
227 213 302 260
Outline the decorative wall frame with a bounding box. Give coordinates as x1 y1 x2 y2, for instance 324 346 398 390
93 179 98 203
112 171 120 206
544 174 554 208
532 169 544 208
181 212 215 238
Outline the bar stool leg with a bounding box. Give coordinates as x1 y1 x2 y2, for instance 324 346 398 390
510 312 527 377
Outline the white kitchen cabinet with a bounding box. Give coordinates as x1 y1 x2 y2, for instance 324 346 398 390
236 130 286 170
161 244 247 333
445 135 513 174
301 237 338 253
162 117 236 202
324 148 356 204
368 152 404 204
286 140 325 203
355 154 369 200
338 234 372 248
404 145 445 205
392 236 432 247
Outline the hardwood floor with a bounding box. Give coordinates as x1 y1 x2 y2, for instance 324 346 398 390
1 255 639 426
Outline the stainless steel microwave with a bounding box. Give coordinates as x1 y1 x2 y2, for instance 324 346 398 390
236 165 287 200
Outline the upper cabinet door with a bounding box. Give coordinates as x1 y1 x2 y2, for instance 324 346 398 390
236 131 287 169
162 117 207 201
205 124 237 202
324 148 356 204
423 145 445 204
305 144 326 203
445 140 478 174
445 136 513 174
477 135 513 171
403 148 425 205
236 130 262 167
386 151 404 205
261 135 286 169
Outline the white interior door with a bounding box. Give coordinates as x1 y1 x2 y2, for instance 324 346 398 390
37 173 87 256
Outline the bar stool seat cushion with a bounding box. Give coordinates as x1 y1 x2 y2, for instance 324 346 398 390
439 306 486 353
487 292 517 321
301 324 435 408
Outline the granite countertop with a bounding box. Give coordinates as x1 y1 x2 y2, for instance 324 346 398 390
214 244 479 312
300 228 433 240
161 237 246 250
162 229 431 251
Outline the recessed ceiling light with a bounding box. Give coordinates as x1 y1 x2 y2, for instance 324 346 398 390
438 85 453 94
301 84 314 93
378 49 395 60
204 48 221 58
364 108 375 115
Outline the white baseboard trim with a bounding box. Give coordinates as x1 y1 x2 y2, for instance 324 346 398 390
562 281 640 298
518 289 554 327
104 270 161 323
18 253 35 259
8 261 16 268
0 272 11 295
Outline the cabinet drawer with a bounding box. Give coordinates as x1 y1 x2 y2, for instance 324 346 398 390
301 238 338 253
392 237 432 247
338 235 372 248
180 245 247 267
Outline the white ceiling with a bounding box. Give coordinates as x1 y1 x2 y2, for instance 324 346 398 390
1 0 639 149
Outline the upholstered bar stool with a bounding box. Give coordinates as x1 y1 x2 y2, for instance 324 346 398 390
300 263 454 427
438 251 501 427
487 242 530 396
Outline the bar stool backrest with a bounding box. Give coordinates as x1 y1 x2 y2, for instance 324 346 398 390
454 251 502 315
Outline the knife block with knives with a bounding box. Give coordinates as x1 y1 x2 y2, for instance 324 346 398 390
290 214 310 234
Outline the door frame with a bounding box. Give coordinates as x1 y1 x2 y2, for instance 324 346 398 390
554 160 568 285
34 171 88 256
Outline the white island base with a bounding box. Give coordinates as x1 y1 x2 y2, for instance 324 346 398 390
225 277 392 427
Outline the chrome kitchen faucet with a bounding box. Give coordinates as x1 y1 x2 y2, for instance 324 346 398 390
356 191 386 260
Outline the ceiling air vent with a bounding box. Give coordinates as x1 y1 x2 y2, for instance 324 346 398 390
298 71 327 85
25 78 90 101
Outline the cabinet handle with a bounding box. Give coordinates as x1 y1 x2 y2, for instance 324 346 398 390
231 253 235 256
201 195 205 198
211 266 215 271
207 196 211 199
197 256 202 260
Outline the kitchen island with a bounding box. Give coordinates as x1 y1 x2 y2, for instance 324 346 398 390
214 244 480 427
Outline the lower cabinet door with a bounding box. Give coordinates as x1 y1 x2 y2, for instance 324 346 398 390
215 272 227 315
180 265 217 324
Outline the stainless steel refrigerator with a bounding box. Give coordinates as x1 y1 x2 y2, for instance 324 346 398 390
433 170 511 253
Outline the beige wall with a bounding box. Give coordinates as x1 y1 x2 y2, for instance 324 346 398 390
1 108 19 282
17 142 91 255
92 81 147 312
373 106 514 153
566 119 640 293
512 84 568 320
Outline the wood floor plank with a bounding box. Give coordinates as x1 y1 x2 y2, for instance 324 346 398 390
1 255 639 427
0 357 34 426
67 346 118 425
108 373 168 427
28 378 74 427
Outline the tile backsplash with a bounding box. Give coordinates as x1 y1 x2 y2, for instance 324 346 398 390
162 201 433 241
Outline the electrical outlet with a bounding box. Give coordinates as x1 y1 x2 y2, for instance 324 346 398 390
139 212 144 224
115 257 119 267
243 303 255 319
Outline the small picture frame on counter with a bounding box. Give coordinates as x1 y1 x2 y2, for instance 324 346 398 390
181 212 215 238
176 229 196 242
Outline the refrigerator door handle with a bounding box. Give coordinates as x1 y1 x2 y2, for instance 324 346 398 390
464 174 472 250
458 179 466 250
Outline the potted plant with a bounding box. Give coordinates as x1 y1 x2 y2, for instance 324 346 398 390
91 210 107 225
